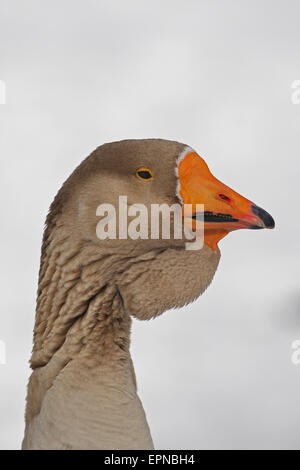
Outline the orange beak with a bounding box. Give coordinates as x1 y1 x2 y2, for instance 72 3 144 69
178 151 275 250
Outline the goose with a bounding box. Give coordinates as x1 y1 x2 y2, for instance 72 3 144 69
22 139 274 450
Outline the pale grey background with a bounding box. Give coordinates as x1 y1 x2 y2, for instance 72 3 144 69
0 0 299 450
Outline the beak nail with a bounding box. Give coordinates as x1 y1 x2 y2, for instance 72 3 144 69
251 205 275 229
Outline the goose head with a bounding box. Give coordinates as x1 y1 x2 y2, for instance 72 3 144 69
50 138 274 322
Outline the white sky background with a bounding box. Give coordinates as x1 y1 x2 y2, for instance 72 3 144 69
0 0 300 449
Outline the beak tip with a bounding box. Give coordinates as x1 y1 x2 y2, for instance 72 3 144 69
251 204 275 229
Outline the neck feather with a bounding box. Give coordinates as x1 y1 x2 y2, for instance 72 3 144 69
24 224 153 449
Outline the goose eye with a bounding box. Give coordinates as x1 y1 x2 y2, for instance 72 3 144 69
136 168 153 181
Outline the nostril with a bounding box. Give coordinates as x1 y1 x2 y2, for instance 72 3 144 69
219 193 231 202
